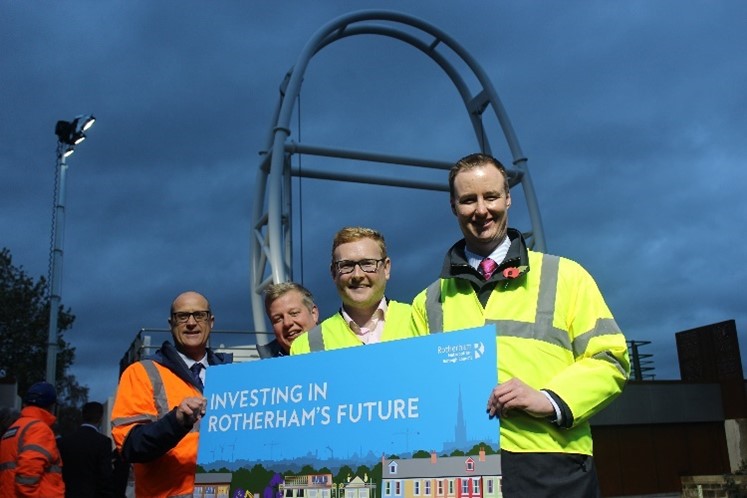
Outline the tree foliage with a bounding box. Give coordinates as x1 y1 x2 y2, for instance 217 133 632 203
354 464 371 480
0 248 87 426
299 465 317 477
335 464 354 484
467 443 497 455
230 464 275 497
370 461 382 498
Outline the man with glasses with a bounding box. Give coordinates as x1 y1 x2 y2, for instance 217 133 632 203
111 291 231 498
291 226 420 354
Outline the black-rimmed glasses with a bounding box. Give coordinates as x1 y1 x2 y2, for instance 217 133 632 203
172 310 211 323
333 258 386 275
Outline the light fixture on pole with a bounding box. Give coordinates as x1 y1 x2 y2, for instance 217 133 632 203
46 114 95 386
55 115 96 149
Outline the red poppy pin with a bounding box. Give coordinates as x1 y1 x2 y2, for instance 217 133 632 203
503 267 521 279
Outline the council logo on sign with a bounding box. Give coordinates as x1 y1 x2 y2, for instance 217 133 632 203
436 341 485 364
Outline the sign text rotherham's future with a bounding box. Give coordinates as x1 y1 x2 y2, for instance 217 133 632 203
207 382 420 432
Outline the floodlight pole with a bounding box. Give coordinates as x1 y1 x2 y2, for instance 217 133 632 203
45 146 69 385
45 114 95 386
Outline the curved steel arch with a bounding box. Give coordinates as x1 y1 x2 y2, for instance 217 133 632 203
251 10 546 354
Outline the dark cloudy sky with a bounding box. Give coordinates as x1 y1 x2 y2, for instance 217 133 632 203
2 1 746 403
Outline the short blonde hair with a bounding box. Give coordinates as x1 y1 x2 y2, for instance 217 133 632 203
331 226 387 264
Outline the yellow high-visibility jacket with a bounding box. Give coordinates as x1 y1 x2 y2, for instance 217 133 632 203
411 232 629 456
291 300 419 354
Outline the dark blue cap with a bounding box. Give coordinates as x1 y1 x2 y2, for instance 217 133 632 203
24 382 58 407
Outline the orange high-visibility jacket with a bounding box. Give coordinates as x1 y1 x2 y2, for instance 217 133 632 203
111 342 230 498
112 358 200 498
0 406 64 498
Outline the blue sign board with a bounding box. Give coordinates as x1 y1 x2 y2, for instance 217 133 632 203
198 325 498 472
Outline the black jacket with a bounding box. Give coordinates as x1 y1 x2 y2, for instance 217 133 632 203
58 425 114 498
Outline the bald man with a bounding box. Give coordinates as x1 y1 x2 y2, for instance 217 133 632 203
111 291 232 498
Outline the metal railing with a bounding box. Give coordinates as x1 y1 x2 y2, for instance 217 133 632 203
118 328 263 377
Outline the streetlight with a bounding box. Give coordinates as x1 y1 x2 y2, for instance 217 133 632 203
46 114 95 385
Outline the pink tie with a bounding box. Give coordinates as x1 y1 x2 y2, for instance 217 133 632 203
479 258 498 280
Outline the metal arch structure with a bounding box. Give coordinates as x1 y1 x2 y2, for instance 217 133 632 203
251 10 546 355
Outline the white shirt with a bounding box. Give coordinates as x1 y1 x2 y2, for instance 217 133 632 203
464 235 511 271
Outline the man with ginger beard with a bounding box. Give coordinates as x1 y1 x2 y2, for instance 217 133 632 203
410 153 630 498
264 282 319 356
291 226 421 354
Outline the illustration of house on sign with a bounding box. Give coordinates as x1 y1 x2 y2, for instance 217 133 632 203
381 449 502 498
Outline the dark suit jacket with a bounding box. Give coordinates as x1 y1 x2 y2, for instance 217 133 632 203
58 424 114 498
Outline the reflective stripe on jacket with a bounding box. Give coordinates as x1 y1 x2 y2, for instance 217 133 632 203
0 406 64 498
111 359 200 498
412 248 629 455
291 300 420 354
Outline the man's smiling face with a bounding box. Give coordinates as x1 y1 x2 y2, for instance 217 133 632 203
332 237 390 312
169 291 213 361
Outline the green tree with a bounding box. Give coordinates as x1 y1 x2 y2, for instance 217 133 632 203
370 460 382 498
335 464 354 484
411 450 431 458
467 443 497 455
354 464 370 480
0 248 87 430
246 463 273 496
230 467 252 496
300 464 317 475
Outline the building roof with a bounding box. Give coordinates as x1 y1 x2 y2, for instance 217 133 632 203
383 454 501 478
195 472 233 484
